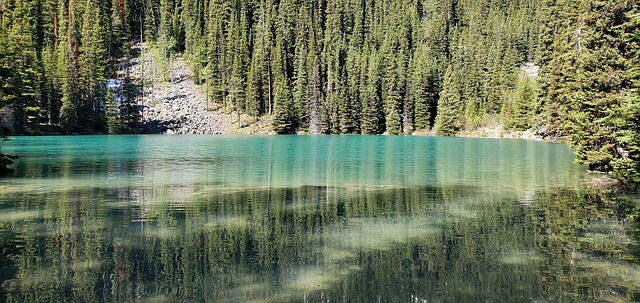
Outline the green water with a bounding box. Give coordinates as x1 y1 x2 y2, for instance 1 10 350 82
0 135 638 302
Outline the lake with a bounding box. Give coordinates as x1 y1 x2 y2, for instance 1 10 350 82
0 135 638 302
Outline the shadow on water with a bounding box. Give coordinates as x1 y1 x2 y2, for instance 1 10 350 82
1 136 638 302
1 181 639 302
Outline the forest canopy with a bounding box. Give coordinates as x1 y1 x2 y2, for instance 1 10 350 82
0 0 638 182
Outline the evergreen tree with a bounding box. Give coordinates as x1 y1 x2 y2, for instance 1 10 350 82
110 0 131 64
608 96 640 184
292 6 311 131
77 0 109 133
434 65 463 136
504 72 541 130
0 0 638 184
271 28 295 133
245 0 272 116
571 0 639 176
307 24 323 134
360 48 382 134
59 0 82 133
5 0 42 133
342 42 362 133
411 45 439 130
322 0 345 133
228 7 249 112
0 20 18 171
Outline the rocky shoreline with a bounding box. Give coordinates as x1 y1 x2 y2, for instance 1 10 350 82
130 45 272 135
128 46 558 142
457 124 547 141
412 124 552 141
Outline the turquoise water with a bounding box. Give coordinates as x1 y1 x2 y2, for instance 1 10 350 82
0 135 638 302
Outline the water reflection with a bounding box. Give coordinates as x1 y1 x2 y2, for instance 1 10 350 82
1 184 638 302
2 135 585 191
0 136 638 302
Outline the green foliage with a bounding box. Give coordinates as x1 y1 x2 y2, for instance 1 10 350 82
271 29 295 134
0 126 17 173
0 0 542 137
107 75 140 134
411 46 440 131
360 49 382 135
607 97 640 184
0 0 638 183
542 0 640 182
434 66 463 136
171 0 543 137
504 73 541 131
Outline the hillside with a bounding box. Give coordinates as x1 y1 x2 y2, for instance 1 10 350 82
130 45 272 135
0 0 638 182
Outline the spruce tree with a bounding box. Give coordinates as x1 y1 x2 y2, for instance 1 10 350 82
608 96 640 183
570 0 639 176
271 29 294 133
307 24 322 134
342 42 362 133
0 19 18 171
434 65 463 136
6 0 42 133
360 48 382 135
229 8 249 113
292 6 310 131
77 0 109 133
504 72 540 131
411 46 439 131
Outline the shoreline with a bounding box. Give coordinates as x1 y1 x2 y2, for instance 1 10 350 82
412 124 555 142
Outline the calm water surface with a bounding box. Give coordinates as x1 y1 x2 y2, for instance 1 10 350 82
0 135 638 302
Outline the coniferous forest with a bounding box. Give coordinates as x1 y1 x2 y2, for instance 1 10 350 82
0 0 639 182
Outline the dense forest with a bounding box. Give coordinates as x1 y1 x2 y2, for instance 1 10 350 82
0 0 638 182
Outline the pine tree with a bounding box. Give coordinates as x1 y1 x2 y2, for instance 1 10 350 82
39 0 63 128
307 22 323 134
228 7 249 113
322 0 345 133
77 0 109 133
0 15 18 171
203 0 227 107
342 42 362 133
382 51 403 135
5 0 42 133
411 45 439 130
245 0 272 116
271 27 294 134
504 72 540 130
539 0 584 138
59 0 82 133
246 43 268 116
292 6 310 131
570 0 639 176
434 65 463 136
360 48 382 135
110 0 131 64
0 9 16 112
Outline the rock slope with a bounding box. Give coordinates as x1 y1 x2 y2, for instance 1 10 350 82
131 47 271 135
